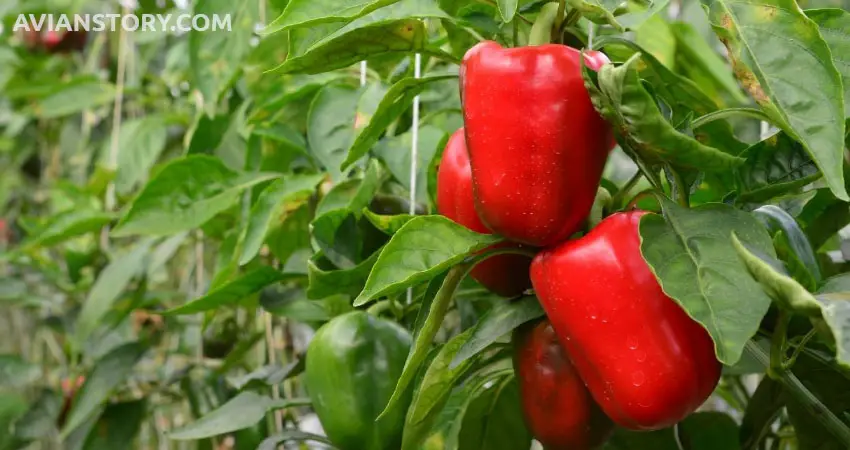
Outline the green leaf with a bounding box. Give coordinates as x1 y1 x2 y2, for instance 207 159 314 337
597 37 747 156
19 210 116 250
307 84 362 181
264 0 402 34
450 296 544 369
0 393 29 450
584 54 744 172
343 75 457 170
228 360 305 390
82 400 147 450
75 239 156 344
421 361 514 449
189 0 259 113
113 156 280 237
30 80 116 119
307 250 380 300
111 116 169 195
401 328 479 450
740 377 784 450
731 233 823 316
0 355 40 389
676 412 741 450
276 0 451 74
705 0 847 200
639 199 776 365
364 210 415 235
169 392 310 440
497 0 518 22
258 431 335 450
378 267 461 422
817 275 850 369
753 204 821 286
14 389 62 441
806 9 850 120
374 125 447 204
165 266 292 315
735 132 820 204
670 22 749 106
239 175 324 265
455 377 532 450
354 216 500 306
635 13 676 70
570 0 669 31
785 353 850 450
61 343 147 439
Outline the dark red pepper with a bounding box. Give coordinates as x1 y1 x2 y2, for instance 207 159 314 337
460 41 613 247
513 319 614 449
437 128 532 297
530 211 721 430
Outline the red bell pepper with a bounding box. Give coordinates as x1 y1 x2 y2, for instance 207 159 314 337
437 128 532 297
530 211 721 430
514 319 614 449
460 41 613 247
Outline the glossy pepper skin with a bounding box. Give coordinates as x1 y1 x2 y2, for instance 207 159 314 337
530 211 721 430
513 319 614 449
460 41 613 247
437 127 533 297
305 311 412 450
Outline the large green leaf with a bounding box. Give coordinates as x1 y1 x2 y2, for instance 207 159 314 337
75 238 156 344
29 80 116 119
734 132 820 204
639 199 775 365
354 216 500 306
113 156 280 237
450 296 544 369
82 400 147 450
169 392 309 440
497 0 518 22
60 343 147 439
374 125 446 206
0 355 40 389
739 377 784 450
239 174 323 265
456 377 532 450
806 9 850 121
19 210 116 250
112 116 169 195
669 22 749 106
307 250 380 300
189 0 259 113
264 0 402 33
13 389 62 441
306 84 361 181
275 0 451 74
165 266 293 315
704 0 847 200
584 54 744 172
401 328 479 450
597 37 747 157
344 75 456 171
785 353 850 450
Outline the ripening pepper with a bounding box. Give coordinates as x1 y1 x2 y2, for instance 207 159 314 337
530 211 721 430
437 127 533 297
305 311 412 450
513 319 614 449
460 41 614 247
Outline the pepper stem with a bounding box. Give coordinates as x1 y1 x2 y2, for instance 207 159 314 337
528 2 561 45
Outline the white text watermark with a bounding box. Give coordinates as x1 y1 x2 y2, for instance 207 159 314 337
12 13 232 33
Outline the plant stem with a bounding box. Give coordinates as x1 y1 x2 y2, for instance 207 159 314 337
625 189 656 210
746 340 850 447
554 0 567 42
670 170 690 208
691 107 771 129
769 312 789 380
784 328 818 370
611 172 644 210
